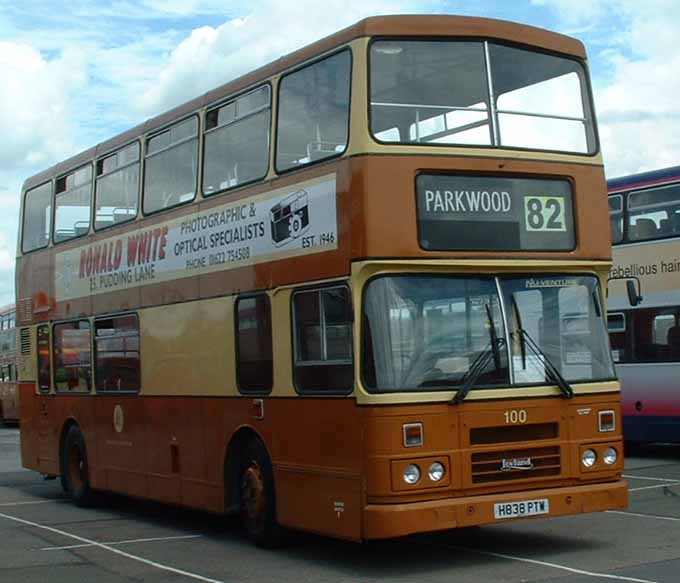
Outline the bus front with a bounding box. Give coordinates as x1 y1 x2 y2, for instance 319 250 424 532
351 23 626 538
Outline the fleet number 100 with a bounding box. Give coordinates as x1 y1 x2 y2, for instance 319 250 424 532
504 409 528 424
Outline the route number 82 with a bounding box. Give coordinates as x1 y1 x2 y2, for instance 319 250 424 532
524 196 566 232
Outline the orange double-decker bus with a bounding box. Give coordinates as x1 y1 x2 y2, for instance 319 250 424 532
0 304 18 425
16 15 625 545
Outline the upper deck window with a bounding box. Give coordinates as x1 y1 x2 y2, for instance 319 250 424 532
144 117 198 214
370 40 595 155
22 182 52 253
276 50 351 172
627 183 680 242
204 86 271 195
54 165 93 243
95 142 140 230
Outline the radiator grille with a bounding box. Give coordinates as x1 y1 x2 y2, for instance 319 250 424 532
470 423 559 445
19 328 31 355
471 445 561 484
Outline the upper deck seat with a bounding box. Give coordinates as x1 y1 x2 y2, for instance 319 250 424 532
667 324 680 359
671 212 680 235
631 218 657 240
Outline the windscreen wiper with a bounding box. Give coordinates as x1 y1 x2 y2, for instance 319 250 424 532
452 304 505 405
511 295 527 368
515 328 574 399
451 336 505 405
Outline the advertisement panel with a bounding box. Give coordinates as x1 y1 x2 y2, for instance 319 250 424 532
55 174 337 301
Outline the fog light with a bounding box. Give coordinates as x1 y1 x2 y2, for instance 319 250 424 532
582 449 597 468
403 464 421 484
603 447 618 465
428 462 445 482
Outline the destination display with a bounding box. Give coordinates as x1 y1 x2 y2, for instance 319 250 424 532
55 174 338 301
416 174 574 251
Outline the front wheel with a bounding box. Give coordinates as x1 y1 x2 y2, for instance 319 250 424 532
239 439 281 547
61 425 94 506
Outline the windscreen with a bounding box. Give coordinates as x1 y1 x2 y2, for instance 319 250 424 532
362 276 508 391
500 275 615 384
362 274 615 393
370 40 595 154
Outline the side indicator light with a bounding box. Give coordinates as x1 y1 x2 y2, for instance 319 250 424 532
403 423 423 447
599 410 616 432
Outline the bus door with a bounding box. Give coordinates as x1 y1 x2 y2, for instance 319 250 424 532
36 325 58 474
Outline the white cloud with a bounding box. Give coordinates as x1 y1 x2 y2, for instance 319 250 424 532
138 0 437 114
0 42 86 169
535 0 680 177
0 43 89 306
530 0 612 28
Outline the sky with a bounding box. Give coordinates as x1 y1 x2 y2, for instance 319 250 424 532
1 0 679 306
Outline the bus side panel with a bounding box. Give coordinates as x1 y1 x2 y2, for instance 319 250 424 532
95 396 148 498
618 363 680 442
145 397 210 508
0 382 19 423
19 383 40 471
271 398 363 541
16 254 52 325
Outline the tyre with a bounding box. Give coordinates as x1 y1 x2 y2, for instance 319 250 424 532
61 425 94 506
239 439 281 547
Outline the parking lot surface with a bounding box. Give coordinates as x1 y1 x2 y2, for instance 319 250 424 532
2 426 680 583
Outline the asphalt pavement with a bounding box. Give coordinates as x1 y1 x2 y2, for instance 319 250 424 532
2 426 680 583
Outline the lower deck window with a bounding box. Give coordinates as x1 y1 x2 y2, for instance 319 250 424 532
609 307 680 363
293 286 353 393
95 315 140 392
53 321 92 392
236 295 273 393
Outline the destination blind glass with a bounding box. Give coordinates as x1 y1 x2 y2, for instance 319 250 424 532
416 175 574 251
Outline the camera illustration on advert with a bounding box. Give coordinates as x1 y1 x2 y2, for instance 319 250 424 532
270 189 310 247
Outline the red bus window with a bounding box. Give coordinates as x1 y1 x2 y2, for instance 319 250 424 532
37 324 51 392
95 315 140 392
53 321 92 392
235 296 273 394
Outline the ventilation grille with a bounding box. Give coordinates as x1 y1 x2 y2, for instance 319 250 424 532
18 298 32 323
19 328 31 355
471 445 561 484
470 423 559 445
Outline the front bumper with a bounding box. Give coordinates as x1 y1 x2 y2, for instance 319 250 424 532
363 480 628 539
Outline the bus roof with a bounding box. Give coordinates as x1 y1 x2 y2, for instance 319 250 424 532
608 165 680 194
21 14 586 193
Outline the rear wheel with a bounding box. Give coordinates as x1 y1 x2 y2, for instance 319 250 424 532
239 439 281 547
61 426 94 506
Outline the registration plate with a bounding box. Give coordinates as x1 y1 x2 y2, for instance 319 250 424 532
494 498 550 520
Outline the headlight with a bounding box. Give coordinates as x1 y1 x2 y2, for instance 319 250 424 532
428 462 445 482
582 449 597 468
403 464 421 484
603 447 618 465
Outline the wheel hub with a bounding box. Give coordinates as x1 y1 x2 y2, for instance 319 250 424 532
241 462 266 525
